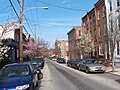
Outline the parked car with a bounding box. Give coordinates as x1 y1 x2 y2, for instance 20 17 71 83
0 62 39 90
32 57 45 69
79 59 106 73
67 60 72 67
71 60 81 69
50 57 57 61
57 58 66 63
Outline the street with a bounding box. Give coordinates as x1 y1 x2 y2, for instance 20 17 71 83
35 59 120 90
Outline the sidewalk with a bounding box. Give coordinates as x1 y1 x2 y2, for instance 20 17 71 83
106 66 120 76
40 62 55 90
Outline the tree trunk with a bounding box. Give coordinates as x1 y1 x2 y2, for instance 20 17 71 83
112 49 116 71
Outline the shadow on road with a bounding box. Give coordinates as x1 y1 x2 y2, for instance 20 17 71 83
115 79 120 83
34 80 42 90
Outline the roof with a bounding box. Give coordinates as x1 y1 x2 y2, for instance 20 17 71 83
4 62 31 67
82 0 104 20
82 8 94 20
67 26 81 35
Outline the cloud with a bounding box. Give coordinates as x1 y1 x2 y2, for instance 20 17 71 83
62 0 68 4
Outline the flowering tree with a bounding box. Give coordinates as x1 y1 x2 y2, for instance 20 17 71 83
0 20 19 68
23 38 49 59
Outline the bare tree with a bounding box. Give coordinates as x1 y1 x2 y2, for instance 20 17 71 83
108 11 120 71
76 31 94 59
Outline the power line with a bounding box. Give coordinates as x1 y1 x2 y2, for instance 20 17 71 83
16 0 34 35
35 0 88 12
8 0 28 33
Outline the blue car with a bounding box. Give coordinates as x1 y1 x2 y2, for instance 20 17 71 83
0 62 39 90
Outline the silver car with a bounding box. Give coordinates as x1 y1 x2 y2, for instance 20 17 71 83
79 59 106 73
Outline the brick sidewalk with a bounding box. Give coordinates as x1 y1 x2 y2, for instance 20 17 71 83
106 67 120 76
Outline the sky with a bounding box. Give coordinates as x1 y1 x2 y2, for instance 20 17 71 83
0 0 97 48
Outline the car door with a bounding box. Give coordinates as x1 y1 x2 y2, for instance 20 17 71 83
82 60 87 70
79 60 84 70
30 64 38 86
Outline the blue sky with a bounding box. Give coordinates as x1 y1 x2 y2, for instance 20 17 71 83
0 0 97 48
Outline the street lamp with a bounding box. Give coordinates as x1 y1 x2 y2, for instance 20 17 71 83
19 0 48 63
22 6 48 15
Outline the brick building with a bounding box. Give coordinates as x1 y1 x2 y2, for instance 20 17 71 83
55 40 68 61
67 26 82 60
82 0 109 62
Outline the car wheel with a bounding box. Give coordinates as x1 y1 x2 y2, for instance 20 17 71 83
86 68 89 73
78 67 81 71
103 71 105 73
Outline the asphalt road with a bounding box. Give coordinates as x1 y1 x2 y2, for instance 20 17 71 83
35 59 120 90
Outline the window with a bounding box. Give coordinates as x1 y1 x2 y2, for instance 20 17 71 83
109 0 112 11
104 23 107 35
98 9 100 20
98 26 101 36
84 21 88 28
110 19 113 32
85 20 88 27
90 31 92 37
94 29 96 37
93 14 96 25
79 31 81 36
94 47 97 56
117 0 120 7
119 18 120 29
117 41 120 55
90 17 92 25
102 6 106 17
99 44 103 55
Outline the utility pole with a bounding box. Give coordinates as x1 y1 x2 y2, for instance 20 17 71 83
20 0 23 63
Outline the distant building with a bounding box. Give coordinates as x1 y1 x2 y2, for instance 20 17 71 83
67 26 82 60
55 40 68 61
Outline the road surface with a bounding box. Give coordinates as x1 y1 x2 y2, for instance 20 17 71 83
35 59 120 90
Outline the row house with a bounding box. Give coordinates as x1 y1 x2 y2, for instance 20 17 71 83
0 26 20 63
55 40 68 61
0 25 30 63
105 0 120 63
82 0 120 64
82 0 109 62
67 26 82 60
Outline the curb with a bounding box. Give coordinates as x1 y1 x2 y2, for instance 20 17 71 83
106 72 120 77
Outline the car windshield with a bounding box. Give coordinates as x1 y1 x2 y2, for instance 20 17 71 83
32 58 43 62
86 60 97 64
0 65 30 78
